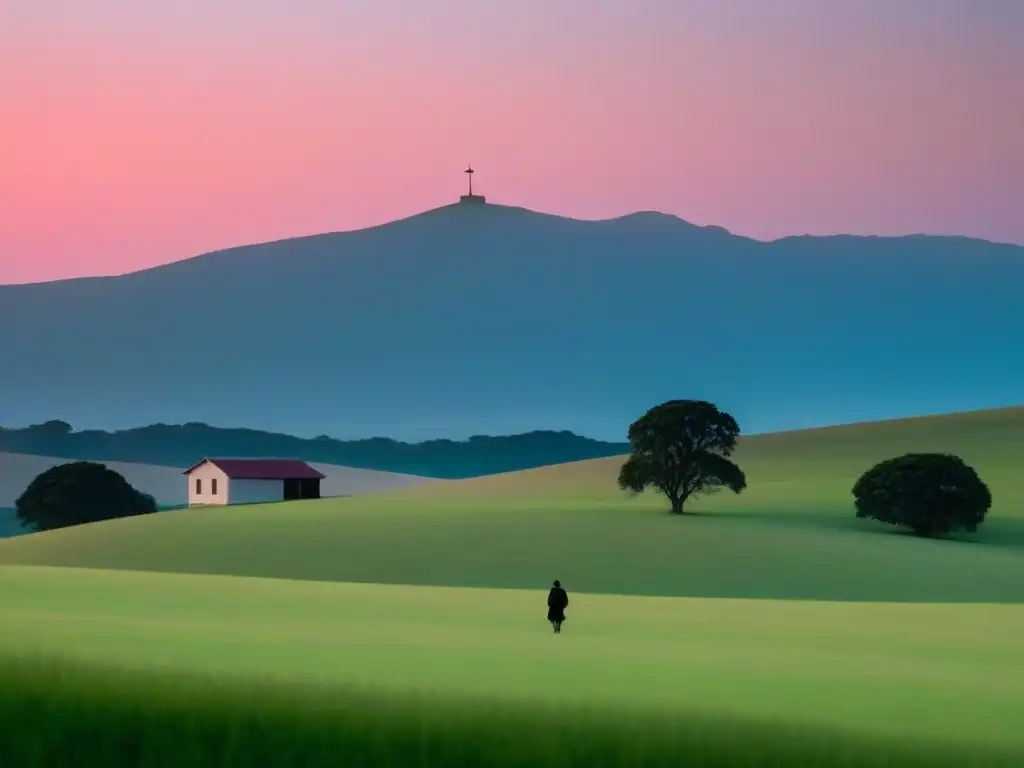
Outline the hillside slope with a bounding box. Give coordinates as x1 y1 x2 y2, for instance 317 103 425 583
413 405 1024 502
2 407 1021 602
1 203 1021 441
0 452 438 509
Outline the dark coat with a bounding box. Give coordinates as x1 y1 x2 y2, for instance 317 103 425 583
547 586 569 622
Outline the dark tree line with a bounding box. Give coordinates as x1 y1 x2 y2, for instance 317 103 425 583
0 420 628 479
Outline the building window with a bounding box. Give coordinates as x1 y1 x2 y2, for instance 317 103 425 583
196 478 202 495
212 478 218 495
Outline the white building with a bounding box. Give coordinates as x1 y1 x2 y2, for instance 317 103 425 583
184 458 325 507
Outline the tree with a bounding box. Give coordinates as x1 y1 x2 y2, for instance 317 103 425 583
32 419 73 436
15 461 157 533
617 400 747 514
852 453 992 538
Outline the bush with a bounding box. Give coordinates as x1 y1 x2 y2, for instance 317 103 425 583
15 461 157 532
852 453 991 538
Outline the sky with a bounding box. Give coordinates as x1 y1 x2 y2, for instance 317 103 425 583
2 0 1022 285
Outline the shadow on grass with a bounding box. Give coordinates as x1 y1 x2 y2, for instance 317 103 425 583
682 504 1024 550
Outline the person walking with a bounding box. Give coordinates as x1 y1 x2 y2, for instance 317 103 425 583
547 580 569 634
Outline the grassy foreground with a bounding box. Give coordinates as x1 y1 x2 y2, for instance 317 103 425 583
3 566 1024 752
2 653 1017 768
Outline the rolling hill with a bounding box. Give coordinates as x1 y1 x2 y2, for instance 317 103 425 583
4 407 1024 765
2 406 1021 602
0 452 441 537
1 202 1021 442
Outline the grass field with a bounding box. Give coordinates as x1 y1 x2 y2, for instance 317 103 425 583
5 656 1016 768
1 407 1022 602
2 565 1024 766
1 407 1022 765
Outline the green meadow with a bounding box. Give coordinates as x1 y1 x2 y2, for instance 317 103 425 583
1 407 1023 765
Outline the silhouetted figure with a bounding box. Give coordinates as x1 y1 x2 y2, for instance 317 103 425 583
547 580 569 634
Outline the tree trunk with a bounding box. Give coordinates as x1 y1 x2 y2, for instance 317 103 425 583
670 495 685 514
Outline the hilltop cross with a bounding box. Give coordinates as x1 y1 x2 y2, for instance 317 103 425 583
458 165 486 205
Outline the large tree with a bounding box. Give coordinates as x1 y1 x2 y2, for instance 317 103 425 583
617 400 747 514
15 461 157 532
852 453 991 538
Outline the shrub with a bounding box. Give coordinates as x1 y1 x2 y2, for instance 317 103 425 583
852 453 991 537
15 461 157 532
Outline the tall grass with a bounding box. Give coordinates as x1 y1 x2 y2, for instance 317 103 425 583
0 653 1017 768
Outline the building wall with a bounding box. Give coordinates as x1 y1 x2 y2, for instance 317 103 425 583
228 478 284 505
188 462 229 506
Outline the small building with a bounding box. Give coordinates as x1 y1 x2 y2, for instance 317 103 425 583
184 458 325 507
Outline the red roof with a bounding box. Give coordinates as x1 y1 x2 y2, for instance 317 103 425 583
183 458 325 480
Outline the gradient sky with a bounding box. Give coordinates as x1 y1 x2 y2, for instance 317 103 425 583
3 0 1022 284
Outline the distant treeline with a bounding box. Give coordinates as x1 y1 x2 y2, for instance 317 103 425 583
0 421 629 479
0 507 23 538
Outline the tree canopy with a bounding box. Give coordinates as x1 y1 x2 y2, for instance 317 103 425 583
852 453 992 538
617 400 747 514
15 461 157 533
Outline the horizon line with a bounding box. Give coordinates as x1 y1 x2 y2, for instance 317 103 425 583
2 200 1020 288
3 403 1020 449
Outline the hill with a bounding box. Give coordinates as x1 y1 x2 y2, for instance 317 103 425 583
0 421 629 478
1 202 1021 442
2 406 1021 602
0 452 439 537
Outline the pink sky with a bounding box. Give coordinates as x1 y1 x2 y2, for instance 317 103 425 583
2 0 1022 284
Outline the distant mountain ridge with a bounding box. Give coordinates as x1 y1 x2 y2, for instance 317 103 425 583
1 201 1021 441
0 420 630 478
